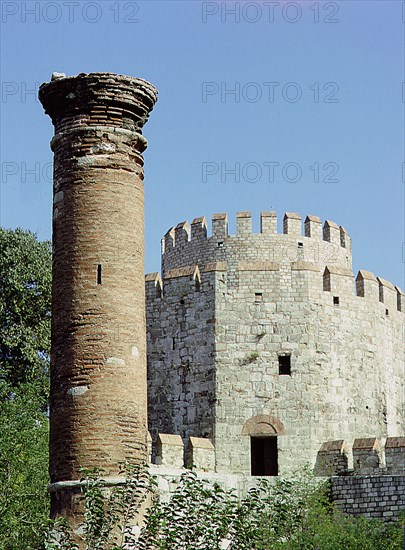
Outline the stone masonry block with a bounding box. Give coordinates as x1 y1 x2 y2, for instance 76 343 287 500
353 438 384 474
283 212 301 236
187 437 216 471
156 434 184 468
314 440 349 476
323 220 340 246
385 437 405 474
212 213 228 240
304 215 322 239
236 211 252 235
260 211 277 234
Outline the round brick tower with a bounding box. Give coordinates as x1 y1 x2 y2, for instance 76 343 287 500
39 72 157 519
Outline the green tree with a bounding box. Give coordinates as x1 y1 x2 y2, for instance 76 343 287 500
0 381 49 549
0 228 51 548
0 228 51 393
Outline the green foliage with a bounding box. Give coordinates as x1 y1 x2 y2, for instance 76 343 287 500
0 228 51 393
0 228 51 548
297 508 405 550
47 464 156 550
139 470 238 549
0 381 50 549
47 465 405 550
232 474 404 549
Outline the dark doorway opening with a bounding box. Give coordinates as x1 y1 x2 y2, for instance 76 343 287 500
250 436 278 476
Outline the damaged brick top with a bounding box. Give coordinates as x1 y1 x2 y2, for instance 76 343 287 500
38 72 158 132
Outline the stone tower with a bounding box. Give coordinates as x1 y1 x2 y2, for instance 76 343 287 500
39 72 157 520
146 211 405 476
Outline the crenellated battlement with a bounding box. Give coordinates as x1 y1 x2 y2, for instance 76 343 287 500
146 262 403 311
148 431 405 477
314 437 405 476
162 211 352 255
161 211 357 286
148 211 403 312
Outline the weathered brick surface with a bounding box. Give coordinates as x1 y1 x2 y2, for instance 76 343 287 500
352 438 384 474
39 73 157 518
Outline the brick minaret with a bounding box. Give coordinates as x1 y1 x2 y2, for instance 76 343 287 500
39 72 157 520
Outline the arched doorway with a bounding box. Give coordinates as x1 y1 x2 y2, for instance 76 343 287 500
242 415 285 476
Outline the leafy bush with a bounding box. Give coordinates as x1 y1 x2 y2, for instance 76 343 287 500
46 465 405 550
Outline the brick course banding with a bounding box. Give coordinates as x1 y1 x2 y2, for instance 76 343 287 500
39 72 157 521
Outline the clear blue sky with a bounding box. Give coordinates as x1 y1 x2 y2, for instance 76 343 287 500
1 1 404 289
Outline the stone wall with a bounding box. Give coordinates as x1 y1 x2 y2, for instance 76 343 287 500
331 476 405 521
146 211 405 476
146 267 216 451
150 465 405 522
148 433 405 521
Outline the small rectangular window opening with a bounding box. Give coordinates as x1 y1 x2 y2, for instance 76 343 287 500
297 242 304 248
172 337 176 350
97 264 102 285
278 355 291 376
385 309 389 317
333 296 339 305
217 241 224 248
255 292 263 302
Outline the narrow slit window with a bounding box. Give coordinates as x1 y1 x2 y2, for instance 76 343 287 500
278 355 291 376
172 337 176 350
97 264 102 285
323 269 331 292
385 309 389 317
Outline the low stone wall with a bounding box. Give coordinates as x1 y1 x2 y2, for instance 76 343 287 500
149 464 277 501
150 466 405 522
331 475 405 521
148 435 405 521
